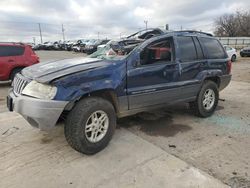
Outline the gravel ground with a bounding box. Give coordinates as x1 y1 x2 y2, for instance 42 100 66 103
0 50 250 187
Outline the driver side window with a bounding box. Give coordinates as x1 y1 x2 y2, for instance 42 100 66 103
140 38 173 65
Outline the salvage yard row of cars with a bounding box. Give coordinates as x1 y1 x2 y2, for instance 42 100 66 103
31 35 248 61
0 29 163 82
0 29 165 82
32 39 110 54
31 28 165 55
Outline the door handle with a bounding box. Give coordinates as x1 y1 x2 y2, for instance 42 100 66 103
8 59 14 62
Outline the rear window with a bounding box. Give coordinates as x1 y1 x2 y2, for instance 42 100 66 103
0 45 25 57
176 36 197 62
201 38 226 59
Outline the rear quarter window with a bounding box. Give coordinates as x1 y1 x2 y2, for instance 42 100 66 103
0 45 25 57
201 38 226 59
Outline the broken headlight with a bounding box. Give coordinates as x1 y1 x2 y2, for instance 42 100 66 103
22 80 57 100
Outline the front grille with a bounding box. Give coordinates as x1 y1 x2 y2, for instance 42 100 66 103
12 74 30 95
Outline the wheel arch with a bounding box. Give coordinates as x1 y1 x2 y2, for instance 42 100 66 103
88 89 119 112
65 89 119 113
203 76 220 88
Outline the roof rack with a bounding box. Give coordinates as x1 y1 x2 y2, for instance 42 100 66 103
175 30 213 37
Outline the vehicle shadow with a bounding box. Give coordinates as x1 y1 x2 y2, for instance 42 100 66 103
118 103 193 137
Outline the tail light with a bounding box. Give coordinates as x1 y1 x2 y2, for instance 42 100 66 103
227 60 232 74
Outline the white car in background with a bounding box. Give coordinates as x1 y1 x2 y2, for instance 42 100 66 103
224 45 237 62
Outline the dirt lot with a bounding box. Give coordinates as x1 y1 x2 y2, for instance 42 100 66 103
0 51 250 187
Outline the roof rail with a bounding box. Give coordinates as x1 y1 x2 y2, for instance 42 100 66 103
175 30 213 37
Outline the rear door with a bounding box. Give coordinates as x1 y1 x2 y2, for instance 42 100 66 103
176 36 206 98
127 37 181 109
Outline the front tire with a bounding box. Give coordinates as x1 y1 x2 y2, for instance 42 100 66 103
65 97 116 155
190 81 219 117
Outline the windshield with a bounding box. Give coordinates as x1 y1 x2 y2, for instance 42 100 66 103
89 40 140 60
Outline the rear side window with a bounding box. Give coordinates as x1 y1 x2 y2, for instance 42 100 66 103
0 46 25 57
201 38 226 59
176 36 197 62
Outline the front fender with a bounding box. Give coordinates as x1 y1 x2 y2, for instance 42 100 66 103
52 62 127 101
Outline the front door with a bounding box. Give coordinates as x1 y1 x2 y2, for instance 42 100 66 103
127 37 181 109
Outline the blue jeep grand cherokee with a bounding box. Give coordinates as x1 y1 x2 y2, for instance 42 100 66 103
7 31 231 154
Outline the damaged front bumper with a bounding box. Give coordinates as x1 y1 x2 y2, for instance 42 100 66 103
7 89 69 130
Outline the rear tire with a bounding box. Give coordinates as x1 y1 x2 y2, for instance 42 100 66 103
190 81 219 117
10 68 23 81
65 97 116 155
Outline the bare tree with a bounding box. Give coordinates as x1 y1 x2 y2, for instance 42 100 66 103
214 14 239 37
236 11 250 36
214 10 250 37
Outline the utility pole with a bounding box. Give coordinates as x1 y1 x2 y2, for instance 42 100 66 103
165 24 169 31
144 20 148 30
98 32 100 40
38 23 43 44
33 37 36 45
181 25 183 31
62 24 65 42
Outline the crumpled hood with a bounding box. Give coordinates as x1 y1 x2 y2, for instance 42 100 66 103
22 57 109 83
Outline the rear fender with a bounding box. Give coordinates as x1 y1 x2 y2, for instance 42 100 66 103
196 69 222 83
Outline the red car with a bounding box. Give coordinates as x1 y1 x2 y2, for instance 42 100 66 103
0 43 39 81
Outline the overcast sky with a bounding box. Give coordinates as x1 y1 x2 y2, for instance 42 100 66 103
0 0 249 43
